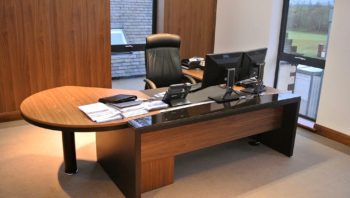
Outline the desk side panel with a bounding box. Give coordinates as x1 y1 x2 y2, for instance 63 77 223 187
141 157 174 193
96 128 140 198
141 108 282 162
259 101 300 156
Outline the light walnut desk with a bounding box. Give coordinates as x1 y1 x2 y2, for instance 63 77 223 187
182 68 204 81
20 86 160 174
21 85 300 198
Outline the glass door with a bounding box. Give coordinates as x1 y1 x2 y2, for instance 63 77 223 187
275 0 334 121
110 0 157 79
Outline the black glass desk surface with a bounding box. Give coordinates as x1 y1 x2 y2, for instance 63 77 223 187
129 86 299 130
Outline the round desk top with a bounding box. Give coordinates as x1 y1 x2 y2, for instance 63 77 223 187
20 86 158 131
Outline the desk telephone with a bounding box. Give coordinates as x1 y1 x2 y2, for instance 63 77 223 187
181 57 205 69
162 83 191 107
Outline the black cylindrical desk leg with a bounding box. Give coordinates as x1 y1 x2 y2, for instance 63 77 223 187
62 131 78 175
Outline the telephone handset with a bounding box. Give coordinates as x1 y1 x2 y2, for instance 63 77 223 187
181 57 205 69
162 83 191 107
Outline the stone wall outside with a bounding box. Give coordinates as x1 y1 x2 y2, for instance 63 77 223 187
110 0 152 78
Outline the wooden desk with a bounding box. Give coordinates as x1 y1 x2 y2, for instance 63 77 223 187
21 86 300 198
20 86 159 174
96 86 300 198
182 68 204 81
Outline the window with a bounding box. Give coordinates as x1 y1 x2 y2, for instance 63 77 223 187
110 0 157 78
111 29 127 45
275 0 334 120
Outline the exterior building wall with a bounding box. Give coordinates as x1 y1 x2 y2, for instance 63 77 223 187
111 0 152 78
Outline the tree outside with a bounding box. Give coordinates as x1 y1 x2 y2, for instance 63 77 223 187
285 0 334 58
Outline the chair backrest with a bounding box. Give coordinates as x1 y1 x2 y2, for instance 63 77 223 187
145 33 183 88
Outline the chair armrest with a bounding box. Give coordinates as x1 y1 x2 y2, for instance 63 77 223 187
144 78 157 89
183 75 197 85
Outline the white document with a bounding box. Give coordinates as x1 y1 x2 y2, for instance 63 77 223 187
142 100 169 111
78 102 122 123
121 109 149 118
107 102 149 118
118 104 145 113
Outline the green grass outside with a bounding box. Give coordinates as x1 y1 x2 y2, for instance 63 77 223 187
286 31 327 58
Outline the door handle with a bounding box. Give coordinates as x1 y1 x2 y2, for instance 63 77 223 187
125 45 134 48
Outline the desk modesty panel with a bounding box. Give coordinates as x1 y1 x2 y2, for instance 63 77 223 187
96 86 300 198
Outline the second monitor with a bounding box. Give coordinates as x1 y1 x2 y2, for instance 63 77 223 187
201 48 267 92
201 52 243 89
239 48 267 81
202 52 244 102
239 48 267 94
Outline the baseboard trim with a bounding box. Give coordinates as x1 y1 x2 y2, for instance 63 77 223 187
314 124 350 146
0 111 22 123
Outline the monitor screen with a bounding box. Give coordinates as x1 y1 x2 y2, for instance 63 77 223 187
202 52 243 88
239 48 267 80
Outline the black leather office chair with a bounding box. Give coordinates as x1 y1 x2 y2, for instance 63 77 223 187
144 33 196 89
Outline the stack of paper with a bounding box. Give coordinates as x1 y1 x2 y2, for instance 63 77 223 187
79 102 122 123
142 100 169 111
117 100 169 117
117 103 149 118
79 100 169 123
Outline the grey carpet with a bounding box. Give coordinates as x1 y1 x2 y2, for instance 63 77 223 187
0 120 349 198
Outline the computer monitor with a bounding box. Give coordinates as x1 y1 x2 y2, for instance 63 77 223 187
201 52 244 103
201 52 243 89
239 48 267 94
239 48 267 81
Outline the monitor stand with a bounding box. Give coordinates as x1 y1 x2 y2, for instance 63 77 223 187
241 63 266 94
208 89 242 103
209 68 242 103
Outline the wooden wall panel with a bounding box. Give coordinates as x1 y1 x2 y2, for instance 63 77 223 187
164 0 217 59
0 0 111 122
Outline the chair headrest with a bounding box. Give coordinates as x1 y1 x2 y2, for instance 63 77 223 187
146 33 180 49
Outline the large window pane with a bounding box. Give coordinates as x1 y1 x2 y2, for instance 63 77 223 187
111 0 153 45
110 0 154 78
276 0 334 121
284 0 333 59
294 65 323 119
277 61 324 120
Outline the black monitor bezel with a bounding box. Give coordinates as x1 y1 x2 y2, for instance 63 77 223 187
201 52 243 89
239 48 268 80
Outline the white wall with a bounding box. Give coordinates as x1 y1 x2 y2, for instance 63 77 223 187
214 0 283 86
214 0 350 135
316 0 350 135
